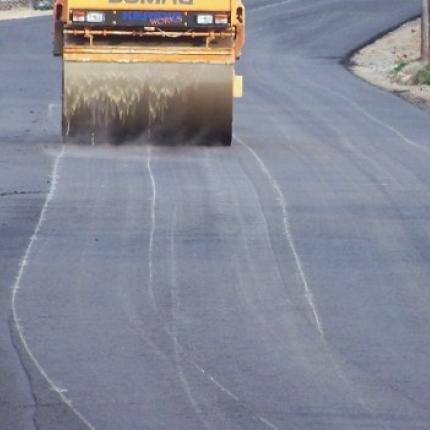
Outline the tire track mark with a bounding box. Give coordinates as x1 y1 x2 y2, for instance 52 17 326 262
10 144 96 430
235 135 325 338
144 148 279 430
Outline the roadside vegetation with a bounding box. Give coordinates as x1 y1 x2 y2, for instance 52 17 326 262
391 58 430 86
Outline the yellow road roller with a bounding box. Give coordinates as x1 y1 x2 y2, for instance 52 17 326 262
53 0 245 145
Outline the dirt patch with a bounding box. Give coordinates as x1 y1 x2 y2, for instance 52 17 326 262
0 7 50 20
351 19 430 110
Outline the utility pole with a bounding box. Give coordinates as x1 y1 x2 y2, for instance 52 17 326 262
422 0 430 61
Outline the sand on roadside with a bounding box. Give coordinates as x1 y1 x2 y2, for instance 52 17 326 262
351 18 430 110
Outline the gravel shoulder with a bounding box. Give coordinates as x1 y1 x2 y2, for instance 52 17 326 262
0 7 50 20
351 18 430 110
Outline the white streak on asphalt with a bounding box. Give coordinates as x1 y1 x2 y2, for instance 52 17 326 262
251 0 292 13
146 146 157 306
259 416 280 430
47 103 60 121
190 362 240 402
172 337 212 430
166 327 280 429
235 136 385 427
291 82 398 430
341 137 403 188
320 85 430 157
169 210 212 430
11 145 96 430
185 347 280 429
142 152 278 430
236 135 325 338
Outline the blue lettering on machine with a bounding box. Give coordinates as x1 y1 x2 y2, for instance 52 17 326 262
121 11 184 26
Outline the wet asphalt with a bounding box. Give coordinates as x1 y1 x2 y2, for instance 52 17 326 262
1 1 430 429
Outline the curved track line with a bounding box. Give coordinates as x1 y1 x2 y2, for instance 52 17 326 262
169 210 213 430
11 145 96 430
250 0 293 13
235 135 393 428
314 81 430 156
145 150 279 430
235 135 324 338
146 145 157 306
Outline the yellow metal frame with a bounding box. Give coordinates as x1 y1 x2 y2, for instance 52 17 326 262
63 46 236 65
66 0 233 12
58 0 245 97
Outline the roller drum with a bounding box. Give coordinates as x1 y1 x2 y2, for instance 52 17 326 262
62 62 233 145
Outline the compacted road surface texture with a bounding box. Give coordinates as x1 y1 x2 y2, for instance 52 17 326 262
1 1 430 429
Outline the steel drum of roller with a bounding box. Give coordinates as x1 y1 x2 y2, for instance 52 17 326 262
62 62 233 145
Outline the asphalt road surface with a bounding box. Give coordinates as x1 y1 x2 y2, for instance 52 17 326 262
1 1 430 429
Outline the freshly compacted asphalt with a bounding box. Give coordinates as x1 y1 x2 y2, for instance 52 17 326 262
1 1 430 429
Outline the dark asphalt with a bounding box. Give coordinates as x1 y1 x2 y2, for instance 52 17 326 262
1 1 430 429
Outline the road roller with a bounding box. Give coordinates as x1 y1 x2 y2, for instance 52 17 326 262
53 0 245 145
